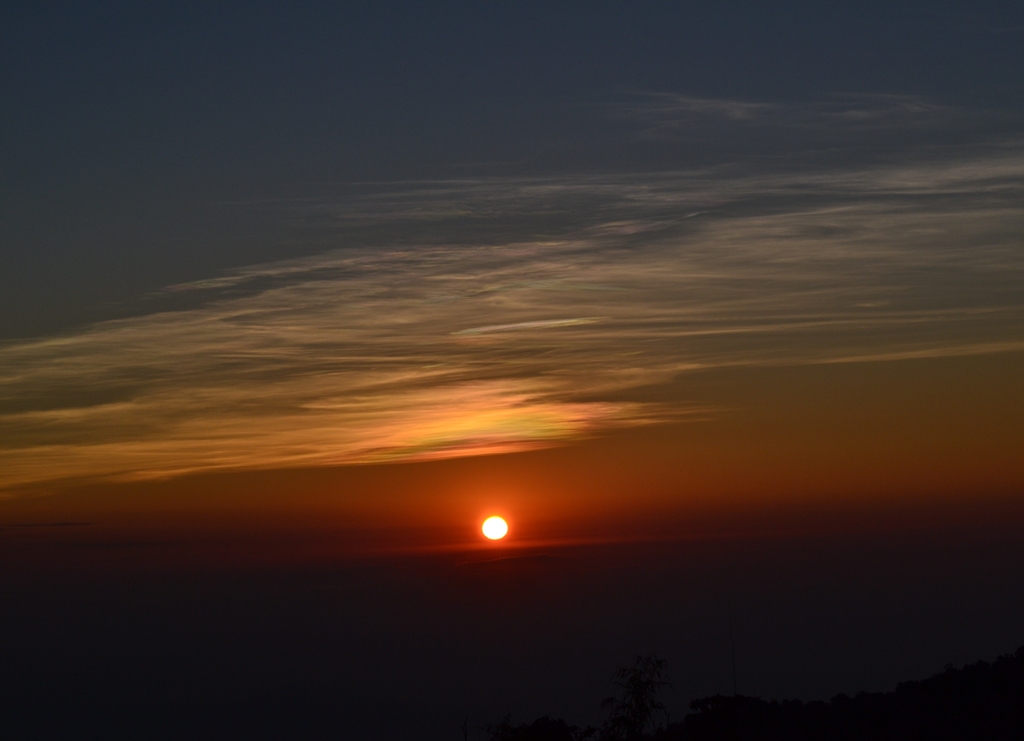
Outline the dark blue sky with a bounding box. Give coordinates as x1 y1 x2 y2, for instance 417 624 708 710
6 2 1023 185
3 2 1023 338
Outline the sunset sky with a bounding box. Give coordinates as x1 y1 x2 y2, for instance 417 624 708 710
2 3 1023 739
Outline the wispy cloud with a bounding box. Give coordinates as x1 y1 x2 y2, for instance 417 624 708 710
1 146 1023 491
615 92 1018 153
453 318 600 335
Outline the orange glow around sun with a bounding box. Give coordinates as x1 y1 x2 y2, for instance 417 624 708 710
482 516 509 540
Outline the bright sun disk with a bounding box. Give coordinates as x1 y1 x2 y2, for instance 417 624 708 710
482 516 508 540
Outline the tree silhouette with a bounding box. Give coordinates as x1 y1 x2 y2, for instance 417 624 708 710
484 646 1024 740
600 654 672 740
486 714 595 741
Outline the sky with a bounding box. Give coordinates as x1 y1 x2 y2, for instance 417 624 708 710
2 3 1024 739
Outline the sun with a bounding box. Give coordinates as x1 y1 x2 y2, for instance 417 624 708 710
481 516 508 540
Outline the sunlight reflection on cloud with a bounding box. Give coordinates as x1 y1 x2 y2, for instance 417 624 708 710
1 150 1023 490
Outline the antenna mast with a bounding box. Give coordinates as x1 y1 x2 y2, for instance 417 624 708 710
728 602 738 696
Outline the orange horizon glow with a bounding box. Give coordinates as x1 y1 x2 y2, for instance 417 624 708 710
1 155 1023 553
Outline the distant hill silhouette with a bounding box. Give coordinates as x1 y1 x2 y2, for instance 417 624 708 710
489 647 1024 740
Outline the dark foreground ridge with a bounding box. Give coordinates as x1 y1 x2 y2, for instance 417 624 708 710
489 647 1024 741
